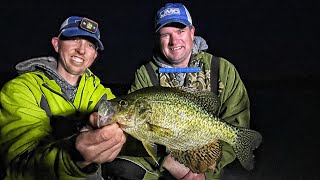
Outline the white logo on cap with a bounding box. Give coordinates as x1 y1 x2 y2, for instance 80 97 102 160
159 8 180 18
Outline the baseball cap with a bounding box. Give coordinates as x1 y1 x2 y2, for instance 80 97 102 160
58 16 104 50
155 3 192 32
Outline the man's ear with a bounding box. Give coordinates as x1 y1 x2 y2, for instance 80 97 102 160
51 37 59 53
94 51 98 60
191 25 196 33
190 26 195 41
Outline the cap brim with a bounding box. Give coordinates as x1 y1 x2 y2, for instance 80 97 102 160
156 19 191 32
61 27 104 50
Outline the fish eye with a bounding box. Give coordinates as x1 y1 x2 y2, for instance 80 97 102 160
119 100 128 106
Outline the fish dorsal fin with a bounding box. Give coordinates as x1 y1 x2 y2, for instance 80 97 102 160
171 140 222 173
128 86 220 116
176 87 221 116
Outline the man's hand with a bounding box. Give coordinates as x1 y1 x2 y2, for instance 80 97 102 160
75 112 126 167
163 155 205 180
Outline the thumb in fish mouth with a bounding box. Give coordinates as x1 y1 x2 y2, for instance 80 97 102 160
88 112 99 128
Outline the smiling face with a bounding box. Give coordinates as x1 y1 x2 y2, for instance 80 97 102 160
51 36 98 85
158 24 195 68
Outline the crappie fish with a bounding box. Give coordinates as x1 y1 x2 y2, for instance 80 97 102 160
99 86 262 173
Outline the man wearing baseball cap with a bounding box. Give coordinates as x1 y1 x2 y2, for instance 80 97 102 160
103 2 251 180
58 16 104 50
0 16 126 179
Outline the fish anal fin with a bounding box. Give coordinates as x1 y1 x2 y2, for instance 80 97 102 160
171 140 222 173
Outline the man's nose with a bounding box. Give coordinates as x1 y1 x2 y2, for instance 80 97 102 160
76 40 86 54
169 34 179 45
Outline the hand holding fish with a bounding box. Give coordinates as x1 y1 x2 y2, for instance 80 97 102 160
74 112 126 167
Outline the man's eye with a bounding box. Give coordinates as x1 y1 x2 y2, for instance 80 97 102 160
87 43 96 49
178 30 185 34
160 34 169 39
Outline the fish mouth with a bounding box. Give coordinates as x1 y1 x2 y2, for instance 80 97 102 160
97 114 114 127
97 100 117 127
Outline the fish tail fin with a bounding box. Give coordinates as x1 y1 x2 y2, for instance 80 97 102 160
233 128 262 170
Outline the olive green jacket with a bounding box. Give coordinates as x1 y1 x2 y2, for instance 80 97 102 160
124 52 250 179
0 57 115 180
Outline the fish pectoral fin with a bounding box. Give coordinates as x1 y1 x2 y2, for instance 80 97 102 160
171 140 222 173
146 122 174 137
142 141 159 166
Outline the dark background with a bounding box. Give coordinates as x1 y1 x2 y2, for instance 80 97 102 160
1 0 319 179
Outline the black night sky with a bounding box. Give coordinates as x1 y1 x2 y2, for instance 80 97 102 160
1 0 319 179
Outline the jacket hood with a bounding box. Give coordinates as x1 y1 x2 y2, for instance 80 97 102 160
15 56 58 75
